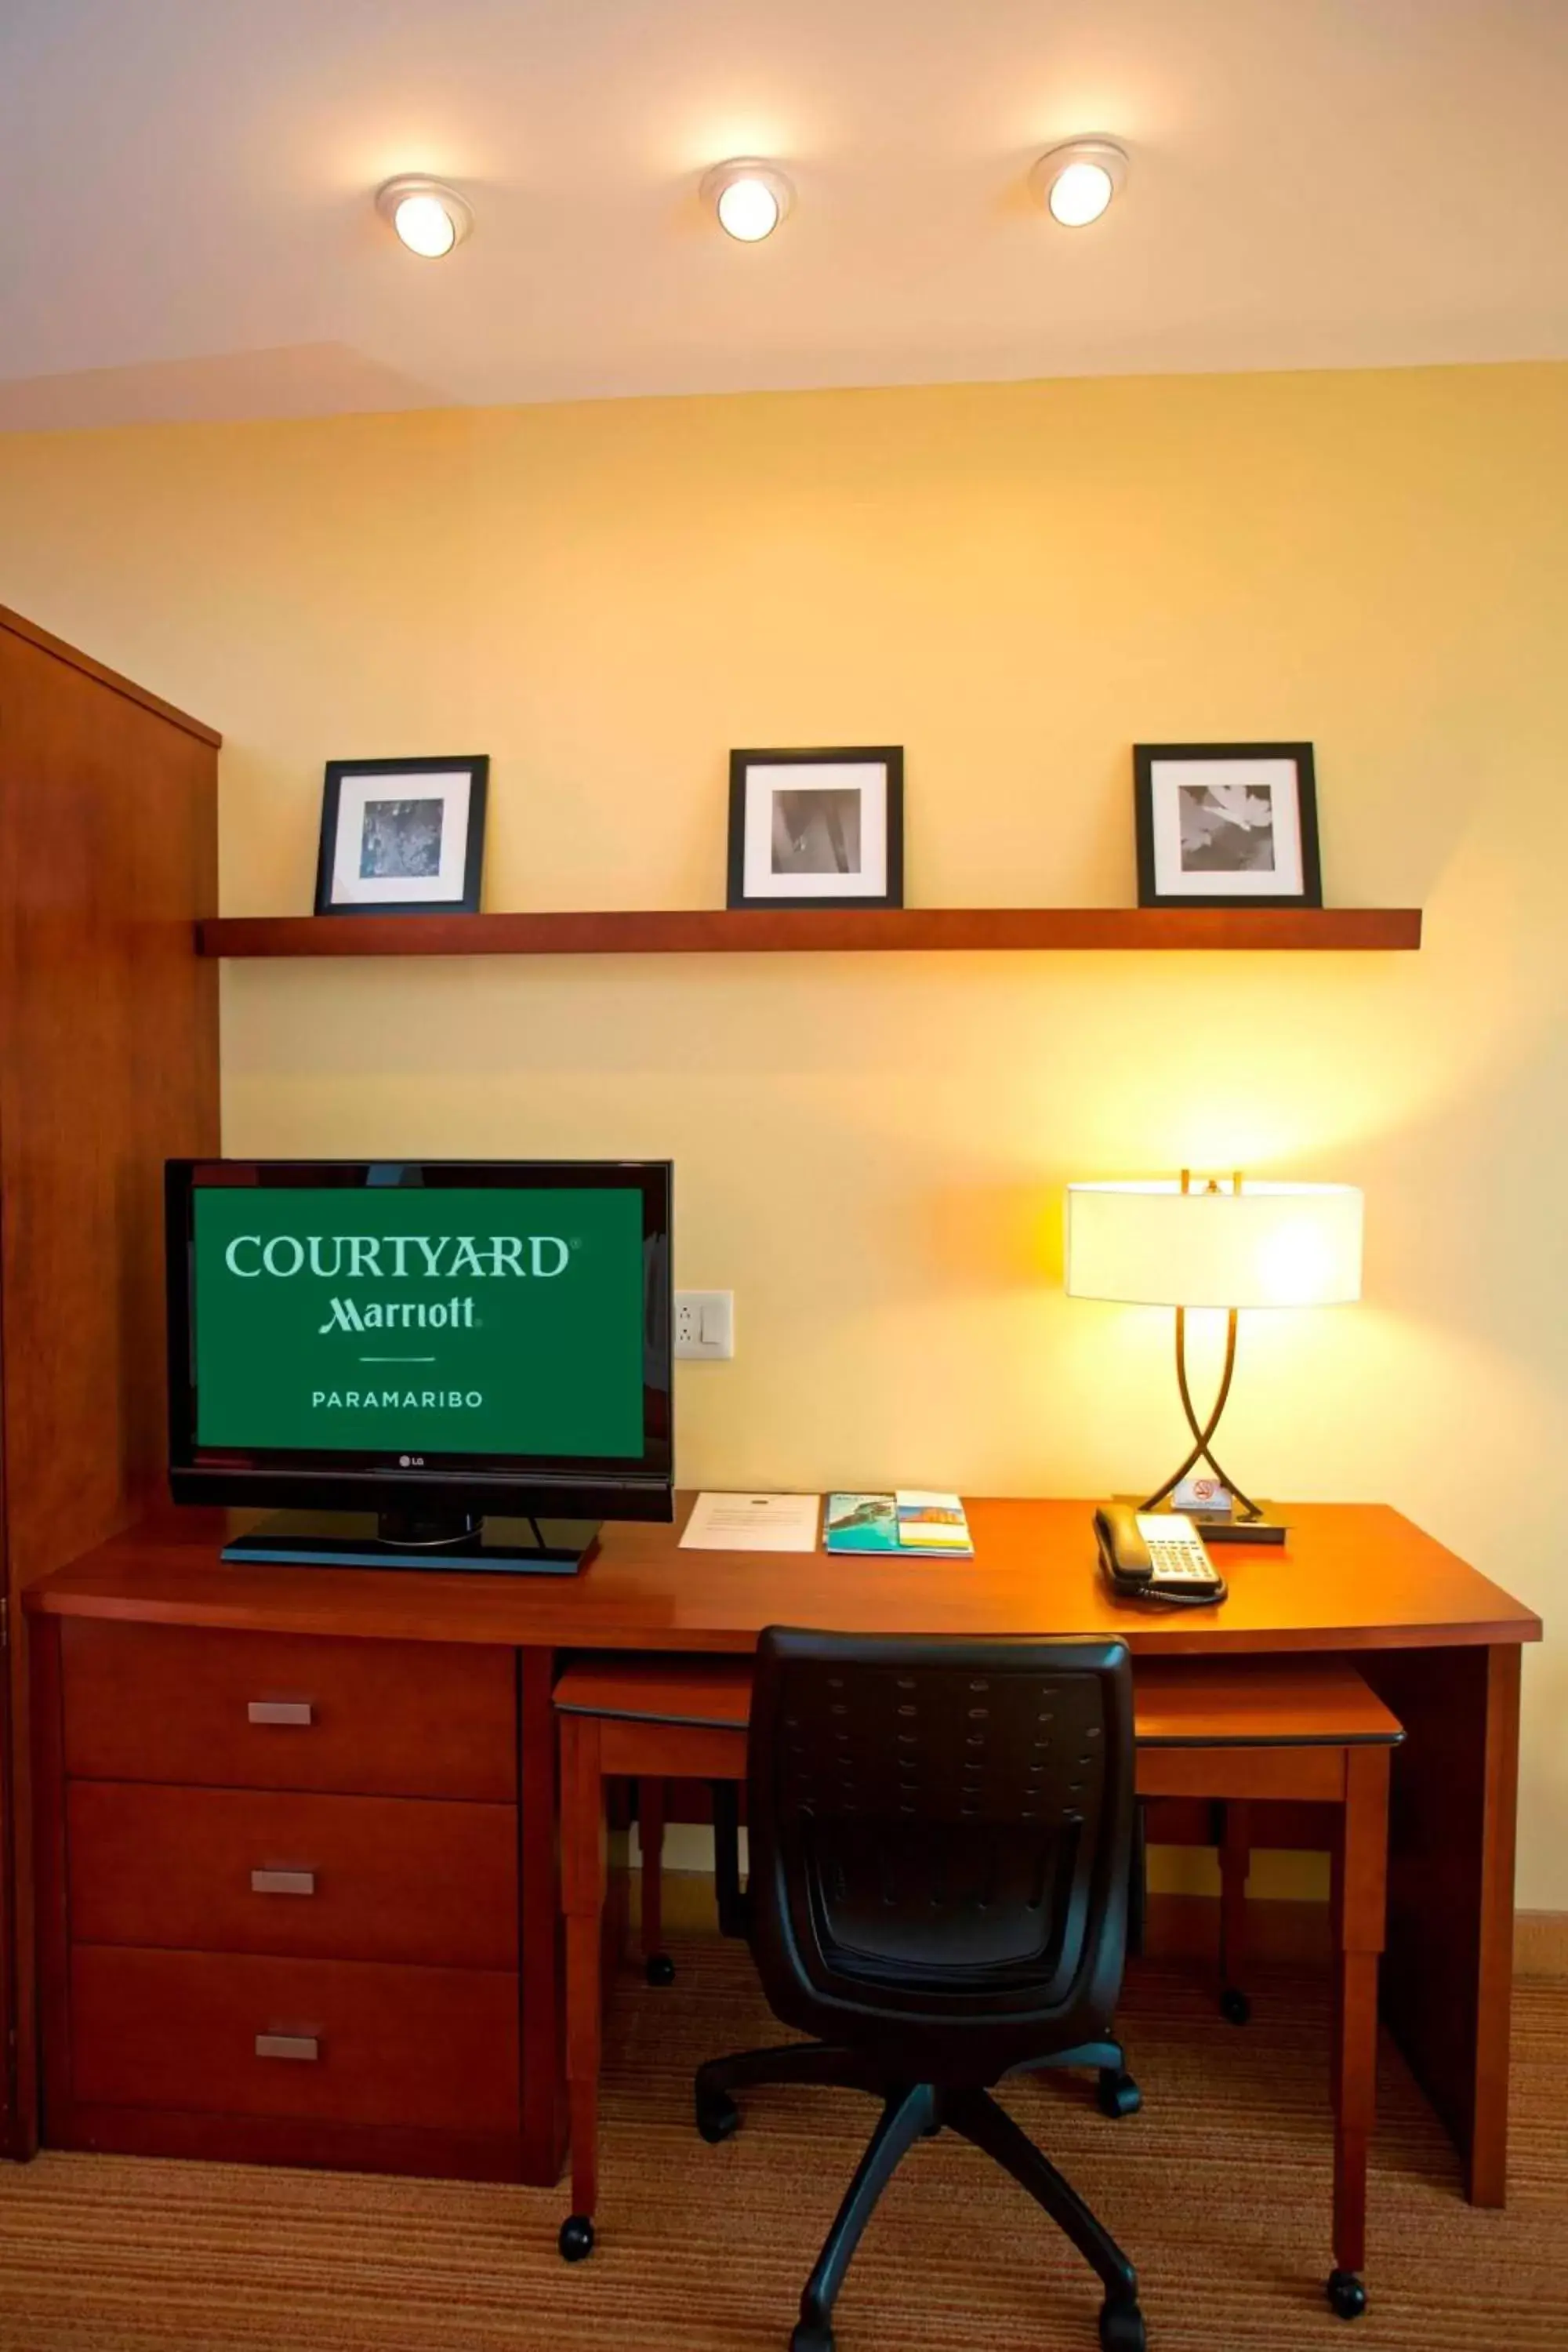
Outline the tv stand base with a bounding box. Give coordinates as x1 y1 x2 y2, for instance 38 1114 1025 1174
221 1510 601 1575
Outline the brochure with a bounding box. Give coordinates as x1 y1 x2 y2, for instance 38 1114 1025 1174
896 1490 974 1554
824 1490 973 1558
822 1492 900 1553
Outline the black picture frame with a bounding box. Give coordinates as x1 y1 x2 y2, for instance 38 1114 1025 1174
314 755 489 917
727 746 905 911
1133 741 1322 909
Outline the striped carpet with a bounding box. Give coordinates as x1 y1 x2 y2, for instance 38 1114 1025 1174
1 1940 1563 2352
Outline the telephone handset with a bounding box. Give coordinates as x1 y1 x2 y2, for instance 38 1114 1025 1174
1094 1505 1228 1606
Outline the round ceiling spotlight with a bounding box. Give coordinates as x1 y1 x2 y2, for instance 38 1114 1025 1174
1030 139 1128 228
375 175 474 259
701 158 794 243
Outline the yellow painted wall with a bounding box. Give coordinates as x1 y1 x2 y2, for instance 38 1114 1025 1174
0 365 1561 1901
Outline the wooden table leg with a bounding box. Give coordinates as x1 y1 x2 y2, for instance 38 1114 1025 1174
1218 1799 1252 2023
1472 1646 1523 2206
519 1648 568 2187
1327 1743 1390 2321
639 1776 673 1984
1328 1829 1345 2121
560 1711 606 2260
1365 1642 1522 2205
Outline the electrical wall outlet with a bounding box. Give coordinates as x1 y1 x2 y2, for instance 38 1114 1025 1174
674 1290 735 1359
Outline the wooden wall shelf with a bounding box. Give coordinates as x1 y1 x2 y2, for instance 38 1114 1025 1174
200 907 1421 959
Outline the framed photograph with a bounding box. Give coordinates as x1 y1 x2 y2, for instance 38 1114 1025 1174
314 756 488 916
1134 742 1322 909
728 746 904 911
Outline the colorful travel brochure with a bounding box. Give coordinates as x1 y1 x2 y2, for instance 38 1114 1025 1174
824 1490 973 1558
896 1491 974 1553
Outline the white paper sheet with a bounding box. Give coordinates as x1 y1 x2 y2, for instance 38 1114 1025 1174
679 1491 822 1552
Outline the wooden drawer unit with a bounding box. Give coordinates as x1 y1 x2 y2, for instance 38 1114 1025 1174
71 1947 521 2135
67 1782 519 1970
34 1616 554 2184
61 1621 517 1800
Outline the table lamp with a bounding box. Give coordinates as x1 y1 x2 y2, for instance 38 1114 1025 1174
1064 1172 1363 1542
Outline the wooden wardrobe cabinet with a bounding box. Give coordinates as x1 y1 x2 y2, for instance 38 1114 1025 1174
0 604 219 2155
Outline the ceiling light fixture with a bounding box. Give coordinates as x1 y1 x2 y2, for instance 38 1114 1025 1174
701 158 794 243
1030 138 1128 228
375 175 474 259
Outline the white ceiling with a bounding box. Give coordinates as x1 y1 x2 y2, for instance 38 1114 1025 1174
2 0 1566 430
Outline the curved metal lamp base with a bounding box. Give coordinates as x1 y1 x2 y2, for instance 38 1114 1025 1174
1139 1305 1265 1523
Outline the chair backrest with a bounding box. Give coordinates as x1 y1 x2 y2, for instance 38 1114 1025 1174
746 1628 1135 2080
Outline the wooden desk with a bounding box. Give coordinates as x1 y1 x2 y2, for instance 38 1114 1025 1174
24 1498 1540 2207
555 1653 1403 2309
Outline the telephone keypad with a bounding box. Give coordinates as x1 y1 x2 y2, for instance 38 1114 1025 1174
1134 1513 1218 1583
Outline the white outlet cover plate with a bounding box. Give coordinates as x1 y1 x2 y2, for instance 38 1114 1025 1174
675 1290 734 1359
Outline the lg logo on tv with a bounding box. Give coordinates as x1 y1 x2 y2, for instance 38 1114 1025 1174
398 1454 426 1468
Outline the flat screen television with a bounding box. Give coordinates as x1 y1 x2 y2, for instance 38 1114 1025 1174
165 1158 673 1573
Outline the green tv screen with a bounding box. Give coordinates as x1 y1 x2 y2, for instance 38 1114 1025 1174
191 1184 648 1459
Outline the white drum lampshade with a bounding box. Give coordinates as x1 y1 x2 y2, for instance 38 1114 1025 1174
1065 1181 1363 1311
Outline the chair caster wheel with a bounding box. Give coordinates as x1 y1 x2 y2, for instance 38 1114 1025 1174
1099 2298 1147 2351
791 2324 834 2352
644 1952 676 1987
1327 2270 1368 2321
695 2085 740 2144
1098 2067 1142 2119
557 2213 594 2263
1220 1986 1252 2025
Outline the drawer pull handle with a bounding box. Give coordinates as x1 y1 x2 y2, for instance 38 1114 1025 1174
250 1868 317 1898
255 2033 319 2063
247 1700 313 1728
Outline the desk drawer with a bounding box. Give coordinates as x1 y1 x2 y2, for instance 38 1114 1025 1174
61 1621 516 1801
67 1783 518 1970
70 1947 520 2134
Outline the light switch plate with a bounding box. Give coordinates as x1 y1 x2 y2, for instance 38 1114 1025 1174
675 1290 735 1359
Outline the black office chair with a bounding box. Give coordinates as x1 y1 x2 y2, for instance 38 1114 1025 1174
695 1628 1146 2352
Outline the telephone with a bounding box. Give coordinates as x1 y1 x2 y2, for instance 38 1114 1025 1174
1094 1505 1228 1606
